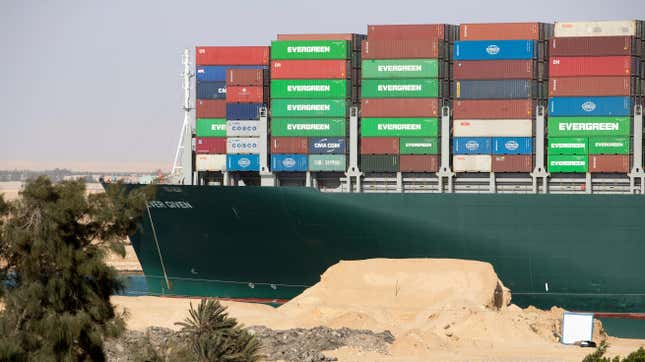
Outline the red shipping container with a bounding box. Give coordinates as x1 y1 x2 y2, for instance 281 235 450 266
549 76 632 97
400 155 439 172
367 24 446 40
195 46 270 66
196 99 226 118
271 60 349 79
589 155 630 173
492 155 533 172
362 40 441 59
460 23 542 40
550 36 638 57
271 137 308 154
453 100 534 119
226 86 264 103
549 56 634 77
361 98 439 118
360 137 399 155
227 69 265 86
453 60 536 80
195 137 226 154
277 33 355 41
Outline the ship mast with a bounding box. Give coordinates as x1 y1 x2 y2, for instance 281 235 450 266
170 49 194 184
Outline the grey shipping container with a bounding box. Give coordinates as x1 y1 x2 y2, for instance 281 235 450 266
361 155 399 172
453 80 542 100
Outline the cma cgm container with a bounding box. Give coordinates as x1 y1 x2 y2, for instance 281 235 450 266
454 40 535 60
548 96 632 117
361 98 440 117
226 154 260 171
196 46 270 65
309 137 347 154
196 81 227 99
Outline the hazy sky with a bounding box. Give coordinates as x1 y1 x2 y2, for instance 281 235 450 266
1 0 643 171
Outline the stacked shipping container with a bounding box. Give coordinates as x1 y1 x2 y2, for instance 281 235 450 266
360 24 456 172
547 20 644 173
194 46 270 172
270 35 362 172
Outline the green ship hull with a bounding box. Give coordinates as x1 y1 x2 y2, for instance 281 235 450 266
127 185 645 337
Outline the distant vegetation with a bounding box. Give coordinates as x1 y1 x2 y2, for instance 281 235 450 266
583 341 645 362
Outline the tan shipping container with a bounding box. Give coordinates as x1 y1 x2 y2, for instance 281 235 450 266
453 155 492 172
554 20 639 38
195 154 226 171
453 119 533 137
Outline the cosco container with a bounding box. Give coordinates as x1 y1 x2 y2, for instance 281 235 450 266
271 154 308 172
453 60 538 80
547 117 631 137
196 100 226 118
195 154 226 171
361 79 440 98
270 40 350 60
227 69 266 86
226 103 262 120
550 36 639 57
226 154 260 172
360 137 399 155
270 60 349 79
460 22 544 40
589 137 630 154
492 155 533 172
225 86 264 103
271 137 308 154
308 155 346 171
360 155 399 172
399 137 439 154
361 118 439 137
271 118 346 137
195 137 226 154
549 77 632 97
196 65 265 82
453 155 492 172
309 137 346 154
554 20 639 38
549 56 635 77
548 96 631 117
362 59 440 79
453 80 537 99
195 46 270 66
361 98 440 118
362 40 442 59
196 81 227 100
453 119 533 137
271 79 350 99
492 137 533 155
196 118 227 137
226 137 260 154
453 100 534 119
548 155 588 173
589 155 630 173
270 99 346 118
399 155 439 172
454 40 535 60
367 24 447 40
453 137 492 154
226 120 260 137
548 137 588 155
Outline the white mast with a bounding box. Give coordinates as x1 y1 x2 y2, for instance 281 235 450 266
170 49 194 184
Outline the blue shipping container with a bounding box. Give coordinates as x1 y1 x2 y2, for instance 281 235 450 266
492 137 533 155
226 154 260 171
453 80 536 99
308 137 347 154
453 137 492 154
548 97 631 117
454 40 535 60
226 103 262 120
197 81 227 100
196 65 267 82
271 154 308 172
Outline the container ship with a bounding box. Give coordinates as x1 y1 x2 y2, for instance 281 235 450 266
118 20 645 337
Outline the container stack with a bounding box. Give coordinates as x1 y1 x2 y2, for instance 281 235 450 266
194 46 270 173
270 35 362 173
360 24 456 173
548 20 644 174
452 23 552 173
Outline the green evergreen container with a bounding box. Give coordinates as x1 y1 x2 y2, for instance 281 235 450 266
362 59 439 79
548 137 588 155
271 118 346 137
361 79 440 98
361 118 439 137
271 99 347 118
308 155 347 171
548 117 631 137
271 79 350 99
548 155 588 173
589 137 631 154
399 137 439 154
270 40 350 60
196 118 227 137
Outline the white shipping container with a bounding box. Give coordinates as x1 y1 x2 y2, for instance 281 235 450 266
554 20 637 38
195 154 226 171
226 120 261 137
226 137 260 154
453 119 533 137
453 155 492 172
